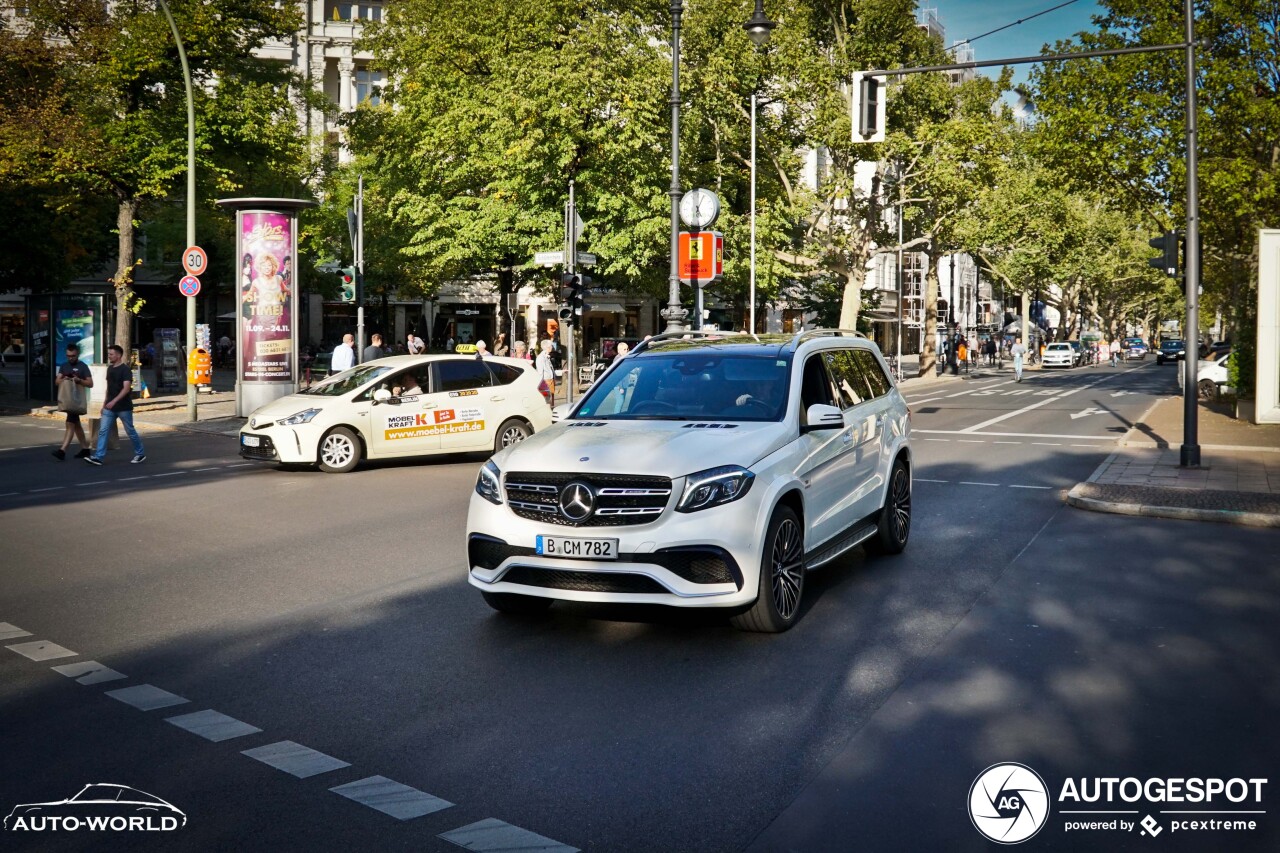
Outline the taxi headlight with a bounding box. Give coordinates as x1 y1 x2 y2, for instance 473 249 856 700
476 459 503 505
277 408 321 426
676 465 754 512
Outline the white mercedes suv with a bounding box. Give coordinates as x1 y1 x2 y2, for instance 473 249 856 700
465 330 912 632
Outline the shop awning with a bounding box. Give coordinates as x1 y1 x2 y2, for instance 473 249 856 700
587 303 626 313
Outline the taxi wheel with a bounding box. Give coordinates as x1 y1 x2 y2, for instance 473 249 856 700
317 427 361 473
495 418 531 453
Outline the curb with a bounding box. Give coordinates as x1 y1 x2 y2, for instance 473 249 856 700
1065 484 1280 528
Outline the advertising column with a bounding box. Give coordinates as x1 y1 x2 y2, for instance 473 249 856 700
218 198 315 417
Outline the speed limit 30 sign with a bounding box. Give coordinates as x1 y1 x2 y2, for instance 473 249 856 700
182 245 207 276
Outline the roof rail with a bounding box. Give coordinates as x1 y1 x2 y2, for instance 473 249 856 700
790 328 867 349
630 329 760 355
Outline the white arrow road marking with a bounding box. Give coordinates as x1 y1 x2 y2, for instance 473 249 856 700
1110 390 1136 397
1070 407 1107 419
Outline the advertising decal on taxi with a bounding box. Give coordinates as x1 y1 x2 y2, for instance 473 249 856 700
383 407 484 440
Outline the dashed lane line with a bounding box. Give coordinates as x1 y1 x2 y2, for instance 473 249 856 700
1011 485 1054 490
29 486 63 493
2 620 573 847
913 430 1116 441
959 482 1000 487
957 372 1129 434
153 471 186 477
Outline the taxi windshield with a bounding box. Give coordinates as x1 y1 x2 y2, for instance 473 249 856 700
573 352 790 422
298 364 393 396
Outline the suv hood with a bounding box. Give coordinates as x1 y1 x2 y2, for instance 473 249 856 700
495 419 794 478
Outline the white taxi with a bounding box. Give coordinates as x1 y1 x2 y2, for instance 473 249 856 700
238 355 552 472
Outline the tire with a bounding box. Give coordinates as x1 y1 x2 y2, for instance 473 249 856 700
481 591 552 615
317 426 361 473
1198 379 1218 401
731 505 805 633
494 418 532 454
865 457 911 555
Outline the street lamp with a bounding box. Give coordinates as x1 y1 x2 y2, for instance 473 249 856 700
743 1 775 335
663 1 689 333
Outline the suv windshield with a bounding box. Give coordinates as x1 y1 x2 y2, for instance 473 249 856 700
574 351 791 422
298 364 393 397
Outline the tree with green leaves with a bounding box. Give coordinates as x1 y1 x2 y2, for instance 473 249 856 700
1 0 310 354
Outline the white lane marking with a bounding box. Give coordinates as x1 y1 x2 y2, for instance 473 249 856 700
242 741 351 778
152 471 185 477
225 463 254 468
30 487 63 493
0 445 46 452
439 818 579 853
1070 406 1106 419
1071 444 1103 447
924 438 950 442
959 481 1000 486
80 480 108 486
51 660 128 685
958 374 1119 433
118 476 148 482
105 684 190 711
6 640 77 661
0 492 18 498
0 623 32 641
993 441 1021 444
915 478 949 483
166 709 263 742
193 467 220 472
1011 485 1053 490
1034 442 1062 446
331 775 455 821
913 430 1116 441
957 439 985 443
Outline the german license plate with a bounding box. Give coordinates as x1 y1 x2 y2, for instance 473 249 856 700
536 535 618 560
241 434 260 448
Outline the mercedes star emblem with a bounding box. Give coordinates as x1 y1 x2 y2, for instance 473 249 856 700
558 481 595 522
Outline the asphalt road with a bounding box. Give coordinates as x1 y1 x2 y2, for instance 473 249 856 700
1 359 1275 852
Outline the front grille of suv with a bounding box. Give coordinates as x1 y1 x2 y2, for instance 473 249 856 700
504 472 672 527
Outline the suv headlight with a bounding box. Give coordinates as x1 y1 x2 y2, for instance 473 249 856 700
277 408 321 426
676 465 754 513
476 459 503 505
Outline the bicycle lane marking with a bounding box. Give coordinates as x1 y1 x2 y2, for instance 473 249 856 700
956 373 1129 434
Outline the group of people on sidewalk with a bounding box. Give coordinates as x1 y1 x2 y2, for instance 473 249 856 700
52 342 145 466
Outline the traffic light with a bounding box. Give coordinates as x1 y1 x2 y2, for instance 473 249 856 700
557 273 592 327
1147 231 1180 278
339 266 357 302
852 71 885 143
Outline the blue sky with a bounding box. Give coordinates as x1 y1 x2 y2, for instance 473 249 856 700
928 0 1105 89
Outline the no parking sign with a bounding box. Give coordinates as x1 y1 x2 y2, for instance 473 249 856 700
179 275 201 297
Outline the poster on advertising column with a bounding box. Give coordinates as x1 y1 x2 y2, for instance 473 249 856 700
237 211 296 383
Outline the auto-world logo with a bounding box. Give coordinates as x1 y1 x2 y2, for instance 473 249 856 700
4 784 185 833
969 763 1050 844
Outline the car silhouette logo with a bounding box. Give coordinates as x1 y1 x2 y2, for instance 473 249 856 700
558 481 595 522
4 783 186 831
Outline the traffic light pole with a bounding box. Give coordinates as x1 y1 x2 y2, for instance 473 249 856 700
1180 0 1201 467
355 175 366 364
565 182 577 405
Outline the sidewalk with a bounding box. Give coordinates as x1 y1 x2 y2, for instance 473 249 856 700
1067 394 1280 528
0 366 246 438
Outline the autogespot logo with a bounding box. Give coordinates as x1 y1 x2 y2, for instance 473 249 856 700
969 763 1050 844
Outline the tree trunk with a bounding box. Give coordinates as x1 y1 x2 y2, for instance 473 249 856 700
920 256 939 377
837 268 863 330
112 198 139 355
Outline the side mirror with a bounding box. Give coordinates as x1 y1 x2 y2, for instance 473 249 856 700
550 403 570 423
373 388 392 404
802 403 844 432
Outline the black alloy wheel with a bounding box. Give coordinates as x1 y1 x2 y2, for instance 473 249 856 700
731 505 805 633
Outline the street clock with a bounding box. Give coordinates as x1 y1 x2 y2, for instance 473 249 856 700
679 188 721 229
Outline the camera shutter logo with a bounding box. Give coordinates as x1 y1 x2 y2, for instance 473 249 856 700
969 763 1050 844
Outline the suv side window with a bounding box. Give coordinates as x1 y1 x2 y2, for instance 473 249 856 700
799 354 839 424
435 359 493 393
852 350 892 398
823 349 871 409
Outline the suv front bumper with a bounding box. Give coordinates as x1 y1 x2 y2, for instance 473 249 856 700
466 491 764 608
